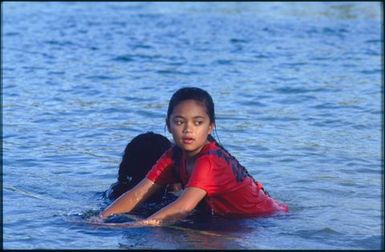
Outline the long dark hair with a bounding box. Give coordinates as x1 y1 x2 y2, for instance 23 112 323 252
106 132 171 202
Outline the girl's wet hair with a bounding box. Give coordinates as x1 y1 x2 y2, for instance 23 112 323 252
166 87 215 129
106 132 172 202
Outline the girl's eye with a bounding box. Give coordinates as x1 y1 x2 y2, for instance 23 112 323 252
174 120 184 125
195 121 203 126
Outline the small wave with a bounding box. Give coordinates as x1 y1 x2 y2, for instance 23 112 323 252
2 67 15 72
156 69 199 76
311 103 342 110
365 39 382 44
47 71 65 75
278 62 308 68
274 87 327 94
295 227 342 239
314 227 343 236
22 66 47 71
360 69 381 75
277 158 296 163
214 59 233 65
122 96 149 102
112 54 162 62
354 167 381 175
238 100 267 107
44 40 75 47
135 109 163 118
257 116 299 122
274 95 316 104
84 75 122 81
229 38 250 44
132 44 153 50
32 118 59 124
253 53 270 59
112 55 134 62
4 32 20 36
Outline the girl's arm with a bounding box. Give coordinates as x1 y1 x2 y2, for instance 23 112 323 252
138 187 207 226
99 178 161 219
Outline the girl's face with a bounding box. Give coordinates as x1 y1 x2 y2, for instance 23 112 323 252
168 99 214 157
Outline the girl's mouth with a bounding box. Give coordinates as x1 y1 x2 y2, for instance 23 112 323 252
182 137 194 144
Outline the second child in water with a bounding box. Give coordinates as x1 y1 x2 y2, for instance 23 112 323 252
99 87 288 226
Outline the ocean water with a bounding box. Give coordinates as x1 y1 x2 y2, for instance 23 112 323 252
2 2 383 249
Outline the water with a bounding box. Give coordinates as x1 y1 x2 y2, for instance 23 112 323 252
2 2 383 249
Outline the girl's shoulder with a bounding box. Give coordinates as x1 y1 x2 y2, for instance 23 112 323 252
198 141 240 167
197 141 224 159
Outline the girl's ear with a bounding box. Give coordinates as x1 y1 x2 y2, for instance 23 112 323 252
208 123 215 134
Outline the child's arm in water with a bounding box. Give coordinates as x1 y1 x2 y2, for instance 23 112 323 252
135 186 207 226
99 178 161 219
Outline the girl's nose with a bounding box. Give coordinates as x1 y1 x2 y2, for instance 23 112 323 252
183 123 192 133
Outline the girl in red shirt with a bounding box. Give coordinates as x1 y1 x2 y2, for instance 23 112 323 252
99 87 288 226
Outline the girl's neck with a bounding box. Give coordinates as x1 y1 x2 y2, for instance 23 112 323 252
183 140 210 159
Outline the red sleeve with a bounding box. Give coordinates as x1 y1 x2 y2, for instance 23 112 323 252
146 148 179 185
186 156 232 196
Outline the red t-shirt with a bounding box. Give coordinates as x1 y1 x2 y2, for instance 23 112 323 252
146 141 288 217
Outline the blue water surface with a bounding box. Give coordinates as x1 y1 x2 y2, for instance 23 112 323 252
2 2 383 249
